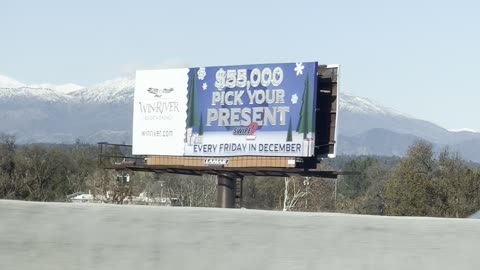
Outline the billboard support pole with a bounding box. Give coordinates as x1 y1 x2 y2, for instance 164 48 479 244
216 173 237 208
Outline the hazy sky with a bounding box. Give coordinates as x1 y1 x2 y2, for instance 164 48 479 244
1 0 479 131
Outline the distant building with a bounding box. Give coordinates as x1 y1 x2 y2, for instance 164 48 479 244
134 192 178 206
67 192 93 203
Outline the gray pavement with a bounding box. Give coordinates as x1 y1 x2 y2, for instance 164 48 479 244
0 199 479 270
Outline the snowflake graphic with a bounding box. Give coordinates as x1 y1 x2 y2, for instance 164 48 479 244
197 67 206 80
291 94 298 104
294 62 304 76
202 82 207 90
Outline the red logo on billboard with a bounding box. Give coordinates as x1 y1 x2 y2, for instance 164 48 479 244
233 122 258 140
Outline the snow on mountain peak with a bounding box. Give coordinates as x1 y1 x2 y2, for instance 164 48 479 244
92 77 134 91
0 74 24 88
0 86 72 102
448 128 478 133
70 77 134 103
0 73 84 93
29 83 84 94
0 73 135 104
339 92 411 118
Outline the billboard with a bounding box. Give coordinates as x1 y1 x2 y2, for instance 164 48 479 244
133 62 319 157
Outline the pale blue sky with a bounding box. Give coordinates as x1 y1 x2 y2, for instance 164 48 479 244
1 0 479 131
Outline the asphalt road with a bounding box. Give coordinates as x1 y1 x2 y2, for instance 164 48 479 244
0 200 479 270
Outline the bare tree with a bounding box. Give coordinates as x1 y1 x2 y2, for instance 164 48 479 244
162 174 217 207
283 176 311 211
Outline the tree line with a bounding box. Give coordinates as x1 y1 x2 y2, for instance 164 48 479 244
1 133 479 218
334 141 480 217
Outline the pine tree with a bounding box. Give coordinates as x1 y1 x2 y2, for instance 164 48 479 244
296 74 314 139
186 70 200 128
199 113 204 136
286 117 293 142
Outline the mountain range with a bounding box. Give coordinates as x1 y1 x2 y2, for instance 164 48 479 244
1 74 480 162
338 93 480 161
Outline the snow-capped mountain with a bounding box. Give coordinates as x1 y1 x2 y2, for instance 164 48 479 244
338 92 480 161
1 73 480 161
0 86 74 102
339 92 411 118
0 74 133 144
0 74 84 94
70 77 134 103
338 92 474 145
0 73 133 104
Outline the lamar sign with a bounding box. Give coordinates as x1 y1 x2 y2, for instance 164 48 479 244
132 62 321 157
